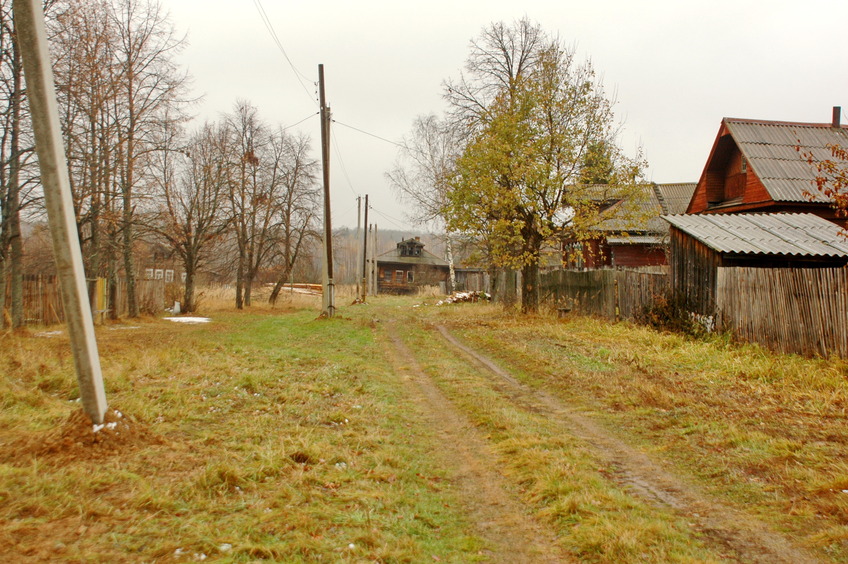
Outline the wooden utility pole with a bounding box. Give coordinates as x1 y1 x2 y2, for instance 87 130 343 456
361 194 369 300
318 64 334 317
14 0 108 423
355 196 361 301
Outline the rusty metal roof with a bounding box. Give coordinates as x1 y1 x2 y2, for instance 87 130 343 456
724 119 848 203
663 213 848 257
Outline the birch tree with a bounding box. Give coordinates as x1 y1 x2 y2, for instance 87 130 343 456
386 114 462 292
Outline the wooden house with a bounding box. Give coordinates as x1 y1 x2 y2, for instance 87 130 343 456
663 213 848 314
687 109 848 226
564 183 696 269
375 238 450 294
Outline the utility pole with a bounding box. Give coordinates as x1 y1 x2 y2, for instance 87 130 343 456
318 64 334 317
14 0 108 423
355 196 361 301
361 194 369 300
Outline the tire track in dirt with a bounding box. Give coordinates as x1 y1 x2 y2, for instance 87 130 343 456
383 321 573 563
434 324 822 564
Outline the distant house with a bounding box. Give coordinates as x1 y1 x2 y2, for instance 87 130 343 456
663 213 848 314
564 182 696 269
687 110 848 226
375 238 450 294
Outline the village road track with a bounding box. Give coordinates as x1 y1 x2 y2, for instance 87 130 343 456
433 324 822 564
383 320 574 563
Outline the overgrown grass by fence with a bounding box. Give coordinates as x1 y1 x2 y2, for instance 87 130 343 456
539 266 848 358
7 276 165 325
717 267 848 358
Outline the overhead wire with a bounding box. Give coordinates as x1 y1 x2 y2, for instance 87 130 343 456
330 134 359 198
283 111 320 131
368 206 409 230
251 0 318 107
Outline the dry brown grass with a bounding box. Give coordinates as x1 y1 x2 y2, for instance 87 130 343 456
421 303 848 560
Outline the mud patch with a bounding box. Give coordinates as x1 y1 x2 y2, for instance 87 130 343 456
1 408 163 465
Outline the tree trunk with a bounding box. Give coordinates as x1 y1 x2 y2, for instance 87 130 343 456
445 233 456 293
0 258 7 329
268 265 292 305
8 39 23 328
234 251 244 309
121 203 138 317
521 262 540 314
183 256 195 314
107 250 119 321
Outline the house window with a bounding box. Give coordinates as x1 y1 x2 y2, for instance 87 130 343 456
741 157 747 173
181 272 187 282
144 268 154 279
165 269 174 283
407 271 414 283
154 269 164 280
395 270 404 283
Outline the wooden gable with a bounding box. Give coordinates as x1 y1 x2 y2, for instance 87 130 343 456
688 121 774 214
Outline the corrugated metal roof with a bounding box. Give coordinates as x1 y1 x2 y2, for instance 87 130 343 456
724 119 848 203
662 213 848 257
655 183 696 214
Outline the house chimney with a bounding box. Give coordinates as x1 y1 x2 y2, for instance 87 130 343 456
833 106 841 128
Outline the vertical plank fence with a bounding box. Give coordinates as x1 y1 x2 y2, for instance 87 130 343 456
717 267 848 358
6 276 165 326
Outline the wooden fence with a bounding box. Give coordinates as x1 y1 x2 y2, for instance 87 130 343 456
717 267 848 358
7 275 166 326
540 268 669 320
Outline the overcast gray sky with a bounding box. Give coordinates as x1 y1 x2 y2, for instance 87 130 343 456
167 0 848 231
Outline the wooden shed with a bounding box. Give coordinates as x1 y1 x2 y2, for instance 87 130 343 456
664 213 848 315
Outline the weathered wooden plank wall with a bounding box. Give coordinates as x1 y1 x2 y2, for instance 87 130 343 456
717 267 848 358
540 269 668 320
6 276 165 326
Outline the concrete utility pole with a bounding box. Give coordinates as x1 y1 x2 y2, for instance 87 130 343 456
318 64 334 317
14 0 108 423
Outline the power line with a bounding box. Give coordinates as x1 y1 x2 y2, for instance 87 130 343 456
282 111 319 131
369 205 410 230
333 119 407 151
330 134 359 198
251 0 318 107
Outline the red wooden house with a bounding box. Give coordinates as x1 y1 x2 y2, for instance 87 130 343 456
687 109 848 226
563 182 696 269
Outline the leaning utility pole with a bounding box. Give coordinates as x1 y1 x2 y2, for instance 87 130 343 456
14 0 108 423
318 64 334 317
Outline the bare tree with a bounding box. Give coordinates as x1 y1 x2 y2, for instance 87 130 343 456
150 121 229 313
267 130 320 305
108 0 189 317
386 113 463 291
0 0 48 328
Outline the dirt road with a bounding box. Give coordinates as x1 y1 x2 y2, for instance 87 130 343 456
381 317 822 563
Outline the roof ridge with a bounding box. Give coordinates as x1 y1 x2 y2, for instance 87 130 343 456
724 117 847 129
